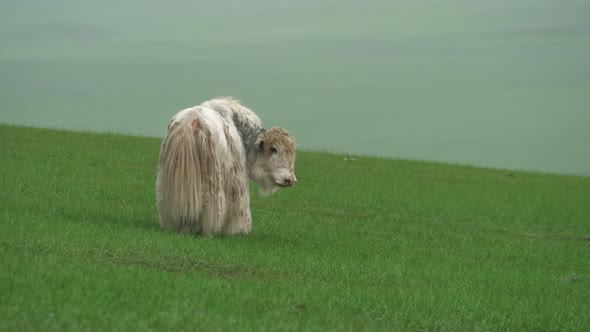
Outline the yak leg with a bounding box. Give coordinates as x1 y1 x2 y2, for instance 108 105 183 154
222 182 251 235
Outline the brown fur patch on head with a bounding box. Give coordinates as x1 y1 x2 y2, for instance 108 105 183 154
262 127 296 156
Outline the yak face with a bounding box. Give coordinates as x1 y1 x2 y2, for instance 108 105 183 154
251 127 296 197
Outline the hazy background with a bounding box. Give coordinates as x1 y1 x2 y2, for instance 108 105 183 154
1 0 589 175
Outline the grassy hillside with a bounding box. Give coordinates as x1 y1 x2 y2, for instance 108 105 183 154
1 124 589 331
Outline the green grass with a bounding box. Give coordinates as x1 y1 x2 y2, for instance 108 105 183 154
1 124 589 331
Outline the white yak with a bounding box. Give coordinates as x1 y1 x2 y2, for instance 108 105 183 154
156 97 296 236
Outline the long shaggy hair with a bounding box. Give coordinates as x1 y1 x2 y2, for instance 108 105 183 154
156 98 296 236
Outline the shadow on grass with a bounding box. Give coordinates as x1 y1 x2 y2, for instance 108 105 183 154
53 204 161 232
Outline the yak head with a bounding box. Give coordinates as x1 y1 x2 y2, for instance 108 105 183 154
250 127 297 197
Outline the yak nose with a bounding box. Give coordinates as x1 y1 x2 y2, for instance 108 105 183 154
283 175 297 187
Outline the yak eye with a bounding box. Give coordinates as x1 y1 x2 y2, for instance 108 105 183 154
270 146 278 154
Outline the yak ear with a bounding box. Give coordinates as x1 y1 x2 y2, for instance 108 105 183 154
255 139 264 151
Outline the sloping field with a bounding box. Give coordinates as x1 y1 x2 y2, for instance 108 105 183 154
1 124 589 331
